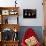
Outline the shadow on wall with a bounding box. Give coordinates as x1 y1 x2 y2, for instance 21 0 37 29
18 26 43 44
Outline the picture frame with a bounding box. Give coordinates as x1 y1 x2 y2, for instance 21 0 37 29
23 9 36 18
2 10 9 15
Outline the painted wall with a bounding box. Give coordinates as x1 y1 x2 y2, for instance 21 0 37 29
18 0 44 26
0 0 44 26
0 0 44 45
18 26 43 44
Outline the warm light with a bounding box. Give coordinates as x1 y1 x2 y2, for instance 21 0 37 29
14 28 17 32
11 10 14 11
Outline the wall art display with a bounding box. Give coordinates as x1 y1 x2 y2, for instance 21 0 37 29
23 9 36 18
2 10 9 15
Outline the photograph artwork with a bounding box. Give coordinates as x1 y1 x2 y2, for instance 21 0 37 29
23 9 36 18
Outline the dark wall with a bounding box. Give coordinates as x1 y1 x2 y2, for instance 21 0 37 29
18 26 44 44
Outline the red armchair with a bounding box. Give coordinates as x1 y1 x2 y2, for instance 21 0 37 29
21 28 41 46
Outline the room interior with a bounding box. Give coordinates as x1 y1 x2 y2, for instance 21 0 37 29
0 0 45 46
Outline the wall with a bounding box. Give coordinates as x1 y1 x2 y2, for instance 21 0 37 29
18 26 43 44
0 0 44 26
18 0 44 26
0 0 44 45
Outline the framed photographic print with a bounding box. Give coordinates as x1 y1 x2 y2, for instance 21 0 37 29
2 10 9 15
23 9 36 18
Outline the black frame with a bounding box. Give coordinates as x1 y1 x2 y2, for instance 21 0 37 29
23 9 36 18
